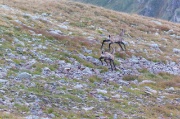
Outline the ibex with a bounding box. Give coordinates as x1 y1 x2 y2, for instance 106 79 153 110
99 47 116 71
101 29 126 51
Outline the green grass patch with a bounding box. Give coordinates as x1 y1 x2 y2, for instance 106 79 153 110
14 103 29 112
70 21 87 28
88 75 101 83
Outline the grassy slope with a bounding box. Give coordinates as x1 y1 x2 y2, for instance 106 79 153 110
0 0 180 118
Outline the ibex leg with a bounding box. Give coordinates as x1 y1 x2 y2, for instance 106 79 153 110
112 60 116 70
101 40 110 49
109 59 113 71
108 43 113 51
120 41 126 51
104 59 109 66
99 57 103 65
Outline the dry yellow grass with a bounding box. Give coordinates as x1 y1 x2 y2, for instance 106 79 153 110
0 111 24 119
142 103 180 119
157 75 180 88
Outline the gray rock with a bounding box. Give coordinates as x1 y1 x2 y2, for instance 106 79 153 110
74 84 83 89
118 80 129 86
139 80 156 85
150 43 159 49
114 114 118 119
13 38 25 46
173 48 180 54
42 67 51 75
97 89 107 94
41 12 49 17
82 107 94 111
43 58 53 64
48 113 55 118
112 94 120 98
165 87 175 91
58 24 68 29
48 29 62 35
16 72 32 80
175 98 180 103
25 115 50 119
151 20 162 25
0 72 7 78
82 47 92 54
130 79 139 85
82 67 93 74
0 79 8 83
23 59 36 69
144 86 157 95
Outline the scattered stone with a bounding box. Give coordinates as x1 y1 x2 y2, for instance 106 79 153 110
58 24 68 29
25 115 50 119
173 48 180 54
42 67 51 76
14 37 25 46
165 87 175 91
97 89 107 94
82 107 94 111
114 114 118 119
82 47 92 54
0 79 8 83
151 20 162 25
150 43 159 49
144 86 157 95
118 80 129 86
112 94 120 98
16 72 32 80
139 80 156 85
48 29 62 35
74 84 83 89
23 59 36 69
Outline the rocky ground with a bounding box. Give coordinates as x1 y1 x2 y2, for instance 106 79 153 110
0 1 180 119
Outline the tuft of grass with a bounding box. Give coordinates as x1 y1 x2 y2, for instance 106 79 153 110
142 103 180 118
99 66 109 73
88 75 102 83
156 25 170 31
14 103 29 112
115 52 127 59
70 22 87 28
123 75 138 81
138 68 149 73
157 76 180 88
157 72 173 80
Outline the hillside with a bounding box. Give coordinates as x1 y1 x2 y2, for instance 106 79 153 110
73 0 180 23
0 0 180 118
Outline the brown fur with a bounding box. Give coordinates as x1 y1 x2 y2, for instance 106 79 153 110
99 48 116 71
101 29 126 51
